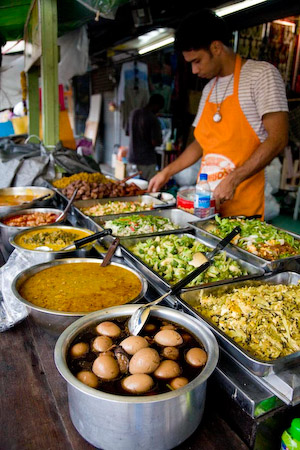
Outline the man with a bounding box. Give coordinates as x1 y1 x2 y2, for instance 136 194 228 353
148 10 289 217
127 94 164 181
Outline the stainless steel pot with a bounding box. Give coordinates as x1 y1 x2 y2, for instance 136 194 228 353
0 207 64 254
9 224 95 261
0 186 55 216
12 258 148 334
54 304 219 450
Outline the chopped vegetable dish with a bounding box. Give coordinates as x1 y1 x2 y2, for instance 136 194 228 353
103 214 180 236
204 216 300 260
80 201 153 216
192 284 300 360
129 234 247 286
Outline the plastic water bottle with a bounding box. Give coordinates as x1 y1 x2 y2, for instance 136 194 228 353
281 418 300 449
194 173 211 219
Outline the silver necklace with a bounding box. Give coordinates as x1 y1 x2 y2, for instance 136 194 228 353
213 74 234 123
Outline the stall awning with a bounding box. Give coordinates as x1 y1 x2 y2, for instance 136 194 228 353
0 0 96 42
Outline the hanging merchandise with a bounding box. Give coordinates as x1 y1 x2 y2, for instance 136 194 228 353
117 60 149 129
75 0 129 20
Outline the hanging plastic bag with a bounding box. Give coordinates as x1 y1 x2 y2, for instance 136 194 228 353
75 0 129 19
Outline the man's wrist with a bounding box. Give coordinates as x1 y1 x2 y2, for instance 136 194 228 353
162 165 174 179
229 169 243 188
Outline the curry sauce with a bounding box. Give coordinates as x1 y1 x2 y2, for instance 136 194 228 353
19 263 142 312
15 227 90 251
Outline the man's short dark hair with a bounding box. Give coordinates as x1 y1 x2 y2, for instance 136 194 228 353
175 9 232 52
148 94 164 109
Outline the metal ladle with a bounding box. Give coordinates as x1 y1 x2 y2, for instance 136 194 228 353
35 228 113 252
100 237 120 267
55 187 79 223
128 226 241 335
61 228 113 251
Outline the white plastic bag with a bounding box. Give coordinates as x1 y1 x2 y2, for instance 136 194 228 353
0 250 50 332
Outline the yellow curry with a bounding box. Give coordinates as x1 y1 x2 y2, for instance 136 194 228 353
14 227 91 251
0 194 38 206
19 263 142 312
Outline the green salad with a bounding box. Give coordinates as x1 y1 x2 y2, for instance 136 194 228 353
129 234 248 286
104 214 180 236
206 216 300 261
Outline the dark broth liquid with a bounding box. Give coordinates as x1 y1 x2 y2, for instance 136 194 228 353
67 317 206 396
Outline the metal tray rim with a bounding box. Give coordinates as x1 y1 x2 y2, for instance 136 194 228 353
188 218 300 265
91 208 197 240
178 270 300 375
120 231 265 291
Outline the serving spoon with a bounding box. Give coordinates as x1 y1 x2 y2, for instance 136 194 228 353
23 193 51 205
61 228 113 251
36 228 113 251
128 226 241 336
55 187 78 223
100 237 120 267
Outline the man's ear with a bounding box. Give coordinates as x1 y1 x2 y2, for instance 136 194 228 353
210 40 223 56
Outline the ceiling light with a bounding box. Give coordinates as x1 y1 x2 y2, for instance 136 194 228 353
215 0 268 17
138 36 175 55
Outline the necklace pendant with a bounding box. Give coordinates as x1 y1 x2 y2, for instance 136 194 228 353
213 112 222 123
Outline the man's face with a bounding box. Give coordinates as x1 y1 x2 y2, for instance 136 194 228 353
182 46 220 79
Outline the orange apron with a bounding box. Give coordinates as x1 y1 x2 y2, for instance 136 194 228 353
194 55 264 218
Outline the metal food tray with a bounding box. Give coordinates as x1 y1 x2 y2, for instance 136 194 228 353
189 218 300 272
44 183 117 256
0 186 56 217
179 271 300 377
89 208 197 239
120 232 264 294
73 195 166 217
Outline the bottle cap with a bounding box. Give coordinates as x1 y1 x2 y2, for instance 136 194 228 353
290 418 300 441
200 173 208 181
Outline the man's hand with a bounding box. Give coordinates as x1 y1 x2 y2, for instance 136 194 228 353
213 172 238 211
148 171 170 192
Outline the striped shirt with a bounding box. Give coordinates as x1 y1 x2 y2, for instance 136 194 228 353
193 59 288 142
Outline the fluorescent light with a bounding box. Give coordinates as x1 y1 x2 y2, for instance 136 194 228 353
215 0 268 17
138 36 175 55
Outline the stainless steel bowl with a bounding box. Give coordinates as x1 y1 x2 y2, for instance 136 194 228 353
0 186 55 216
11 258 148 334
9 224 95 261
54 304 219 450
0 207 64 254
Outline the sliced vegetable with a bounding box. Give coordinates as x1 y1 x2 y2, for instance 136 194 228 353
193 284 300 360
80 201 153 216
208 216 300 261
129 234 247 286
104 214 180 236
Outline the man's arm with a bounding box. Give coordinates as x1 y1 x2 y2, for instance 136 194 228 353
148 139 203 192
213 111 289 210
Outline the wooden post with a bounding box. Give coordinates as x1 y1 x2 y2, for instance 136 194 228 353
39 0 59 148
27 67 40 137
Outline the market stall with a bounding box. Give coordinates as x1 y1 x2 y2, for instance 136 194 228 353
0 176 299 449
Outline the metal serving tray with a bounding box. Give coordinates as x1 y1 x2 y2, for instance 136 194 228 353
90 208 197 239
189 218 300 272
0 186 55 217
73 195 166 217
45 184 117 256
179 271 300 377
121 232 264 294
